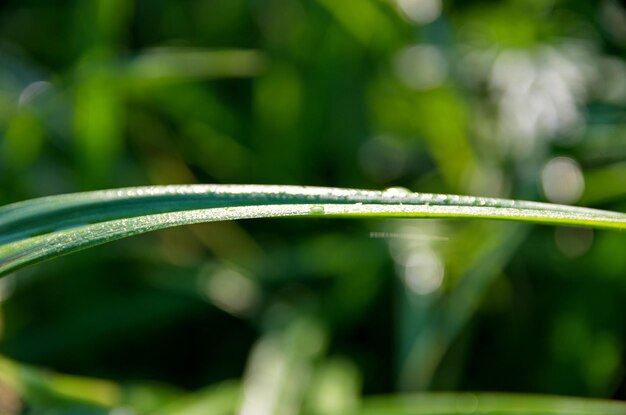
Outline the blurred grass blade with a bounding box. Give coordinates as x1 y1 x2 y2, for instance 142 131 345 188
353 393 626 415
0 354 186 413
1 185 626 277
126 48 266 87
397 222 528 390
0 354 119 412
149 381 240 415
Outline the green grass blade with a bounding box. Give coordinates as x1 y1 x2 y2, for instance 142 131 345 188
353 393 626 414
1 185 626 277
1 185 623 245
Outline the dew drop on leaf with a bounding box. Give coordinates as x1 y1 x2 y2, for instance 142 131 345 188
383 187 412 197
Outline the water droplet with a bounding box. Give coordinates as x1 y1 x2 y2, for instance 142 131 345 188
383 187 412 197
309 205 325 214
433 194 450 204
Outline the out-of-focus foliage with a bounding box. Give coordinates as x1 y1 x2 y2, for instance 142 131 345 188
2 0 626 413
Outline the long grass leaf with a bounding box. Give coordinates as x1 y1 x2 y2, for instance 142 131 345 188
1 185 625 277
354 393 626 414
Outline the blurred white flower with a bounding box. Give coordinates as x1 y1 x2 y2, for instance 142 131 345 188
489 46 591 155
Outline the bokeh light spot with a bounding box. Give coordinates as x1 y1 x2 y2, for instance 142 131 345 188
554 227 593 258
404 249 444 295
393 45 447 90
541 156 585 204
396 0 442 25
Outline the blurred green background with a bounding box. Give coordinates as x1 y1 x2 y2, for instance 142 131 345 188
2 0 626 413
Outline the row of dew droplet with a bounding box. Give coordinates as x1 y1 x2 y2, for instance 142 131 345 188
380 187 513 208
306 187 518 216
